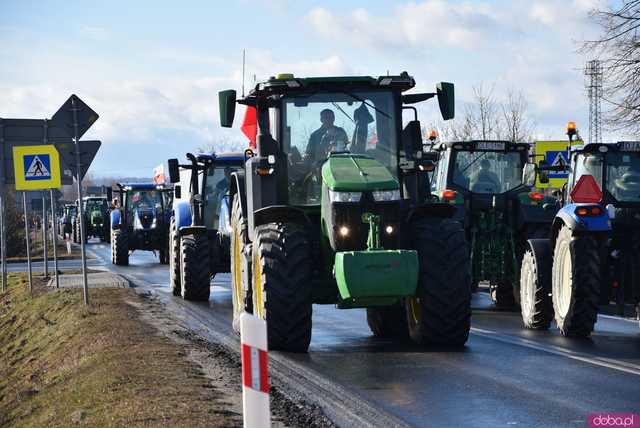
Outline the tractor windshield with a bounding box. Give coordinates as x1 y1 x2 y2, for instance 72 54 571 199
126 190 163 218
85 199 106 213
283 90 398 204
452 150 524 194
203 165 239 229
606 152 640 202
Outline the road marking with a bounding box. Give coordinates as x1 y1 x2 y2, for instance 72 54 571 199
471 327 640 377
598 313 640 325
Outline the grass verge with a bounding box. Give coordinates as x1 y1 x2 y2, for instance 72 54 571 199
0 273 237 427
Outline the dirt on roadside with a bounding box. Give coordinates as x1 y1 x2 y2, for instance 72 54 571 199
0 273 241 427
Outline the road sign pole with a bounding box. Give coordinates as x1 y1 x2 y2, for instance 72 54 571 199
0 119 6 292
72 97 89 305
42 196 48 278
0 195 5 293
50 189 59 288
22 192 32 295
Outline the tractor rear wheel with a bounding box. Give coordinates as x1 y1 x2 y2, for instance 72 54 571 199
551 225 600 337
406 218 471 346
230 196 250 333
252 223 312 352
169 218 181 296
520 240 553 329
112 229 129 266
367 303 409 339
180 233 211 301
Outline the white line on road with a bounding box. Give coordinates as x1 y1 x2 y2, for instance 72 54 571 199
470 327 640 377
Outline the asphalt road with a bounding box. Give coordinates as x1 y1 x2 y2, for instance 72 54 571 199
38 242 640 427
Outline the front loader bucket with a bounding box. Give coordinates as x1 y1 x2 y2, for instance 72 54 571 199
334 250 418 306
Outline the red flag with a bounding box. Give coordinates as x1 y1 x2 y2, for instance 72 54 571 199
241 106 257 149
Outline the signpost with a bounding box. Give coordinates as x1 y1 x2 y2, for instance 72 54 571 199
0 95 99 300
535 141 571 189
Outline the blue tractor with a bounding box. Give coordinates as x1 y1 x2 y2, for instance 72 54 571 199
520 124 640 336
110 183 173 266
166 152 246 301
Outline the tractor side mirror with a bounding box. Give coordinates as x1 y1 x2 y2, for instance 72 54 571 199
174 184 181 200
522 163 537 187
436 82 455 121
168 158 180 183
538 169 549 184
219 89 237 128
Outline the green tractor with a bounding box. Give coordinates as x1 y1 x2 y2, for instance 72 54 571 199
429 141 559 307
219 72 472 352
73 196 111 243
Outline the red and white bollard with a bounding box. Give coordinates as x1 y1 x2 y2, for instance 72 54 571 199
240 312 270 427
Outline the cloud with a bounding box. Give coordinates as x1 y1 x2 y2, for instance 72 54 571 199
305 1 501 51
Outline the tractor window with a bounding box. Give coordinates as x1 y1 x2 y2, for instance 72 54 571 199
283 91 398 205
203 165 238 229
451 151 524 194
606 152 640 202
126 190 163 219
574 153 603 189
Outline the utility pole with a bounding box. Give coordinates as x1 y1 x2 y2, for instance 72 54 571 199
585 59 603 145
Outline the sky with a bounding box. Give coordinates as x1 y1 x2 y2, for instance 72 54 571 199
0 0 615 178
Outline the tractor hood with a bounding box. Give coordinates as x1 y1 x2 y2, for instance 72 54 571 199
321 154 398 192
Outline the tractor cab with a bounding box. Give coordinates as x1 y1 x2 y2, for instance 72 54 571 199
430 140 557 306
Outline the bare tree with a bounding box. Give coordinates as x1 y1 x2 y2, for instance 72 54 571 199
584 1 640 132
501 89 535 143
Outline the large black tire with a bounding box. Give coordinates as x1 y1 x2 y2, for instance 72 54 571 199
112 229 129 266
180 233 211 301
513 224 551 306
520 240 553 329
230 196 250 333
159 248 169 265
405 218 471 346
366 303 409 339
72 220 78 243
252 223 312 352
169 217 181 296
551 225 600 337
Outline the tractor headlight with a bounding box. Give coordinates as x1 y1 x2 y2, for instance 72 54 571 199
372 189 401 202
328 190 362 203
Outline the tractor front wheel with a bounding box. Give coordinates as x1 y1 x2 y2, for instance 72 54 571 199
180 233 211 301
169 218 181 296
230 196 250 333
112 229 129 266
406 218 471 346
252 223 312 352
551 225 600 337
520 240 553 329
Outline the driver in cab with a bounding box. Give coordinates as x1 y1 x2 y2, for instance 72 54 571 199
469 159 500 192
305 109 349 163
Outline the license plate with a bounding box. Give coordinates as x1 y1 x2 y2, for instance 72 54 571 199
476 141 505 151
619 141 640 151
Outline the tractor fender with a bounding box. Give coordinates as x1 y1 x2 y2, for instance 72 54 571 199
174 201 193 229
553 203 611 233
178 225 208 237
407 202 457 224
110 209 121 230
254 205 313 229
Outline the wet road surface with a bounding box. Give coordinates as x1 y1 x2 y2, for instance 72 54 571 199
78 242 640 427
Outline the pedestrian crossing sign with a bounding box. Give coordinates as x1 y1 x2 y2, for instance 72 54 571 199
12 145 61 190
534 140 570 189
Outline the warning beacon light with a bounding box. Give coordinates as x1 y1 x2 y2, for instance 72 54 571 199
567 121 577 142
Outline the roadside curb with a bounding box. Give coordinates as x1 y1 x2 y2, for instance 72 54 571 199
47 272 129 289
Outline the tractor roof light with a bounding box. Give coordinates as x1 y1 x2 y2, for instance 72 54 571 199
428 129 439 141
567 121 577 136
276 73 294 80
